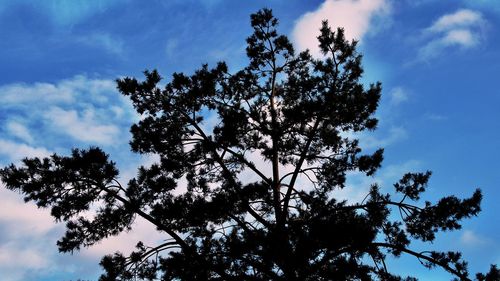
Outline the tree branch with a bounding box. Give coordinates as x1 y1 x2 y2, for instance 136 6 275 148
98 184 189 251
281 118 321 225
372 242 471 281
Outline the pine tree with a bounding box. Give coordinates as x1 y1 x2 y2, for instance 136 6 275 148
1 9 498 281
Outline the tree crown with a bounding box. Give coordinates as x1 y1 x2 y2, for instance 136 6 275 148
1 8 497 281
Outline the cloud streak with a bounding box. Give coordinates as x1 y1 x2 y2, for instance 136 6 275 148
417 9 485 61
428 9 483 33
6 121 34 144
77 33 125 55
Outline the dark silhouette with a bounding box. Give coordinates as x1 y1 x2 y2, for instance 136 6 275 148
1 9 498 281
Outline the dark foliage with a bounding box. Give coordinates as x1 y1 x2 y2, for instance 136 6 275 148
1 9 497 281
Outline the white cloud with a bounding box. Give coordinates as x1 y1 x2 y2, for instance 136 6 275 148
292 0 390 57
428 9 483 32
441 29 477 47
0 75 118 107
0 82 74 105
44 107 120 145
0 75 135 149
0 139 51 162
57 75 117 103
417 9 485 61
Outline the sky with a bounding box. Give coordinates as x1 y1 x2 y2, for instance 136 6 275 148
0 0 499 280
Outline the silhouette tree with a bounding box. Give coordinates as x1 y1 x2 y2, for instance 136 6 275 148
1 9 498 281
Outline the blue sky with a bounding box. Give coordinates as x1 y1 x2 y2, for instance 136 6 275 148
0 0 499 280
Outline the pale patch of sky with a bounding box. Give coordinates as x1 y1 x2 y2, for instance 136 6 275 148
389 87 409 105
0 0 123 26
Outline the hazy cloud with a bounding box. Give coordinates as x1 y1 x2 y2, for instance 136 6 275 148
461 229 488 247
78 33 125 55
165 38 179 58
464 0 500 14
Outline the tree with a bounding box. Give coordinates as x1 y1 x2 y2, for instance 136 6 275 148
1 9 498 281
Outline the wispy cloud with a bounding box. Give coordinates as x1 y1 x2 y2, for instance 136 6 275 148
417 9 485 61
424 112 448 121
292 0 390 57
